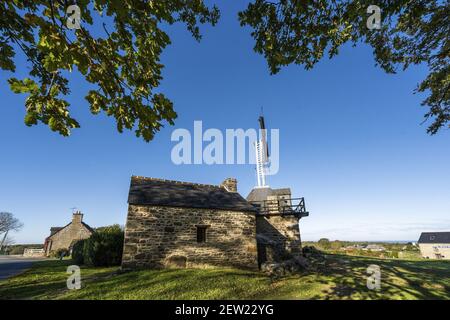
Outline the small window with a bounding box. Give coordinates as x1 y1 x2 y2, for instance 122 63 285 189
197 226 208 243
430 235 436 241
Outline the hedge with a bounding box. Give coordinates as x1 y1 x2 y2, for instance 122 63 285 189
71 239 86 265
52 248 70 258
82 225 124 267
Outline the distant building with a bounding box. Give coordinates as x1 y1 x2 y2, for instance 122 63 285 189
418 232 450 259
364 244 386 252
44 211 94 256
343 244 365 251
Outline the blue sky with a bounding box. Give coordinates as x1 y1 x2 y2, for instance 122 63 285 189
1 2 449 243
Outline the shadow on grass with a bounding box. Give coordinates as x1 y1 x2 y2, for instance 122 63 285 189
0 260 116 300
1 256 449 300
63 267 273 300
308 254 450 300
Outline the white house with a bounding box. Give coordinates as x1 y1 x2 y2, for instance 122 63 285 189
418 232 450 260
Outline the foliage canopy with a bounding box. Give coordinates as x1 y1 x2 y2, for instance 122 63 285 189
1 0 219 141
1 1 448 140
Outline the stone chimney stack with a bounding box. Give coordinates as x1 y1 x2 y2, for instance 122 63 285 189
72 211 83 224
221 178 237 192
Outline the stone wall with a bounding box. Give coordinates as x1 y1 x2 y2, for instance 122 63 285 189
255 215 302 266
46 219 92 255
23 248 45 257
122 205 258 269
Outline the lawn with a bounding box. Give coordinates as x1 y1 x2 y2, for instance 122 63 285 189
0 254 449 300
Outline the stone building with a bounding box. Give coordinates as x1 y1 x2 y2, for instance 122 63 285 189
418 232 450 259
122 176 308 269
246 187 307 267
44 211 94 256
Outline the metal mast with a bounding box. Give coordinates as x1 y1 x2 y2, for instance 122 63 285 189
255 113 269 188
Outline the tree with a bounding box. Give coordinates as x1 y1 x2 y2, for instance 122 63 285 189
318 238 330 249
0 212 23 251
1 1 219 141
239 0 449 134
0 211 23 234
2 2 448 140
330 240 343 250
0 235 15 254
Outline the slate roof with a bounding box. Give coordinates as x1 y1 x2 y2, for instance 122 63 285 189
418 232 450 244
272 188 292 196
81 222 95 234
246 187 292 202
48 222 94 239
128 176 257 212
50 227 63 236
246 187 273 202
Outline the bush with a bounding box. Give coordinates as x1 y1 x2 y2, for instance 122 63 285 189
330 240 344 250
389 251 399 259
83 225 124 267
317 238 330 250
52 248 70 258
8 246 26 255
71 239 86 265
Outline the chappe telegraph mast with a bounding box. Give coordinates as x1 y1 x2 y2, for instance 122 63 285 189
255 112 270 188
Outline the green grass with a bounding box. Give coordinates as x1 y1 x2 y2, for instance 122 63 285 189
0 254 449 300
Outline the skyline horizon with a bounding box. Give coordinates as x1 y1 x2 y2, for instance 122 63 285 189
3 170 449 244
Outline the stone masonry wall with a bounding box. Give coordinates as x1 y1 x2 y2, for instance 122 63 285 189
122 205 258 269
46 222 92 255
256 215 302 265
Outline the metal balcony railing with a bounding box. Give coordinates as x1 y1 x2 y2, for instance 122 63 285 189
251 197 309 218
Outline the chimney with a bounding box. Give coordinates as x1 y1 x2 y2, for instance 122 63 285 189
221 178 237 192
72 211 83 224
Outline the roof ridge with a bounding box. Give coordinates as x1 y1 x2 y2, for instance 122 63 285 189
82 221 95 233
131 175 222 189
421 231 450 234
